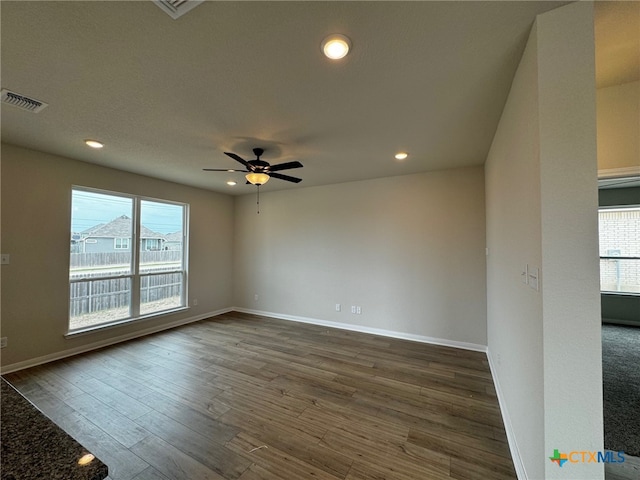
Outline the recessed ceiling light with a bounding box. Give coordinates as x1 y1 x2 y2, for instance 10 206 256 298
85 139 104 149
226 180 237 186
395 152 408 160
321 34 351 60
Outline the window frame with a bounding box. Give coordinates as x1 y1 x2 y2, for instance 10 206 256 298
114 237 130 250
598 205 640 296
68 186 189 334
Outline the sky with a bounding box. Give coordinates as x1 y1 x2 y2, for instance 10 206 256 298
71 190 184 234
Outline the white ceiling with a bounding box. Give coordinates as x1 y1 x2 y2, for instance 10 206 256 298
1 1 636 195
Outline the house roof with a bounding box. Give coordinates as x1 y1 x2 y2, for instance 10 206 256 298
83 215 164 239
0 1 636 195
164 231 183 243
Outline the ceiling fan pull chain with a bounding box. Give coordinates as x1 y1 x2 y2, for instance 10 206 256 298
256 184 260 214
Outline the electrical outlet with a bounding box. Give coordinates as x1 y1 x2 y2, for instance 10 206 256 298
351 306 356 314
0 337 7 348
254 294 259 301
335 303 341 312
356 306 362 315
1 254 10 265
192 298 198 306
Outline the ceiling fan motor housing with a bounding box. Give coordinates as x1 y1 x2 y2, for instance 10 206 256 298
250 159 270 170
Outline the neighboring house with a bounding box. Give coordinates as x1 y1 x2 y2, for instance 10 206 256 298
163 231 183 251
75 215 165 253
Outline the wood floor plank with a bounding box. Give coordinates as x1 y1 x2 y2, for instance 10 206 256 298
137 391 239 444
77 377 154 420
225 432 343 480
344 459 450 480
130 466 171 480
298 404 410 444
81 366 159 401
130 435 227 480
219 409 353 478
104 362 226 411
450 456 518 480
3 372 76 422
216 385 308 422
407 428 516 476
25 364 85 401
63 393 151 448
237 463 290 480
55 411 150 480
3 313 516 480
133 410 252 479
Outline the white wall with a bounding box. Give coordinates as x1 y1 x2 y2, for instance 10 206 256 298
486 2 603 479
234 166 487 348
485 20 544 479
537 4 602 478
0 144 235 371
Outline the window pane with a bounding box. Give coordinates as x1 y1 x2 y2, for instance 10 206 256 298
600 259 640 294
69 278 131 330
71 190 133 278
599 207 640 258
599 207 640 294
140 273 183 315
139 200 184 274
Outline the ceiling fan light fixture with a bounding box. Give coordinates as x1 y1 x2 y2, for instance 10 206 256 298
246 172 270 185
322 34 351 60
395 152 408 160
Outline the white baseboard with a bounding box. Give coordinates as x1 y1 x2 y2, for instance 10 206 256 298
486 349 527 480
602 317 640 327
0 307 232 374
1 307 487 373
233 307 488 353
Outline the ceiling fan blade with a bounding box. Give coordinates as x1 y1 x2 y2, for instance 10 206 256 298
224 152 254 170
202 168 249 172
266 161 304 172
269 172 302 183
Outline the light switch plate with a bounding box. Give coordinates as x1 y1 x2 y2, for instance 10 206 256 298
528 267 539 291
1 254 10 265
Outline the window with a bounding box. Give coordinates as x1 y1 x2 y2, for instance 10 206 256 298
114 237 130 250
69 187 188 331
599 206 640 294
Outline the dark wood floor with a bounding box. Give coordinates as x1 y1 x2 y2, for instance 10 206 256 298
4 312 516 480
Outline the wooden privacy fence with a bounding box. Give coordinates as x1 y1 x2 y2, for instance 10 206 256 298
69 251 184 318
70 278 131 318
69 273 183 318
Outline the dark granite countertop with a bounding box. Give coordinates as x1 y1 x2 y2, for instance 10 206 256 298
1 377 108 480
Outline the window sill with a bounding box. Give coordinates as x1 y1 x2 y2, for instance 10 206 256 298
65 306 189 338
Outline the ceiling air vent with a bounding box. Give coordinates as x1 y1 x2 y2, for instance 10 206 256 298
153 0 204 19
1 89 48 113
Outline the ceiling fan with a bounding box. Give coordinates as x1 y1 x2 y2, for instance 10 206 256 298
203 148 303 185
